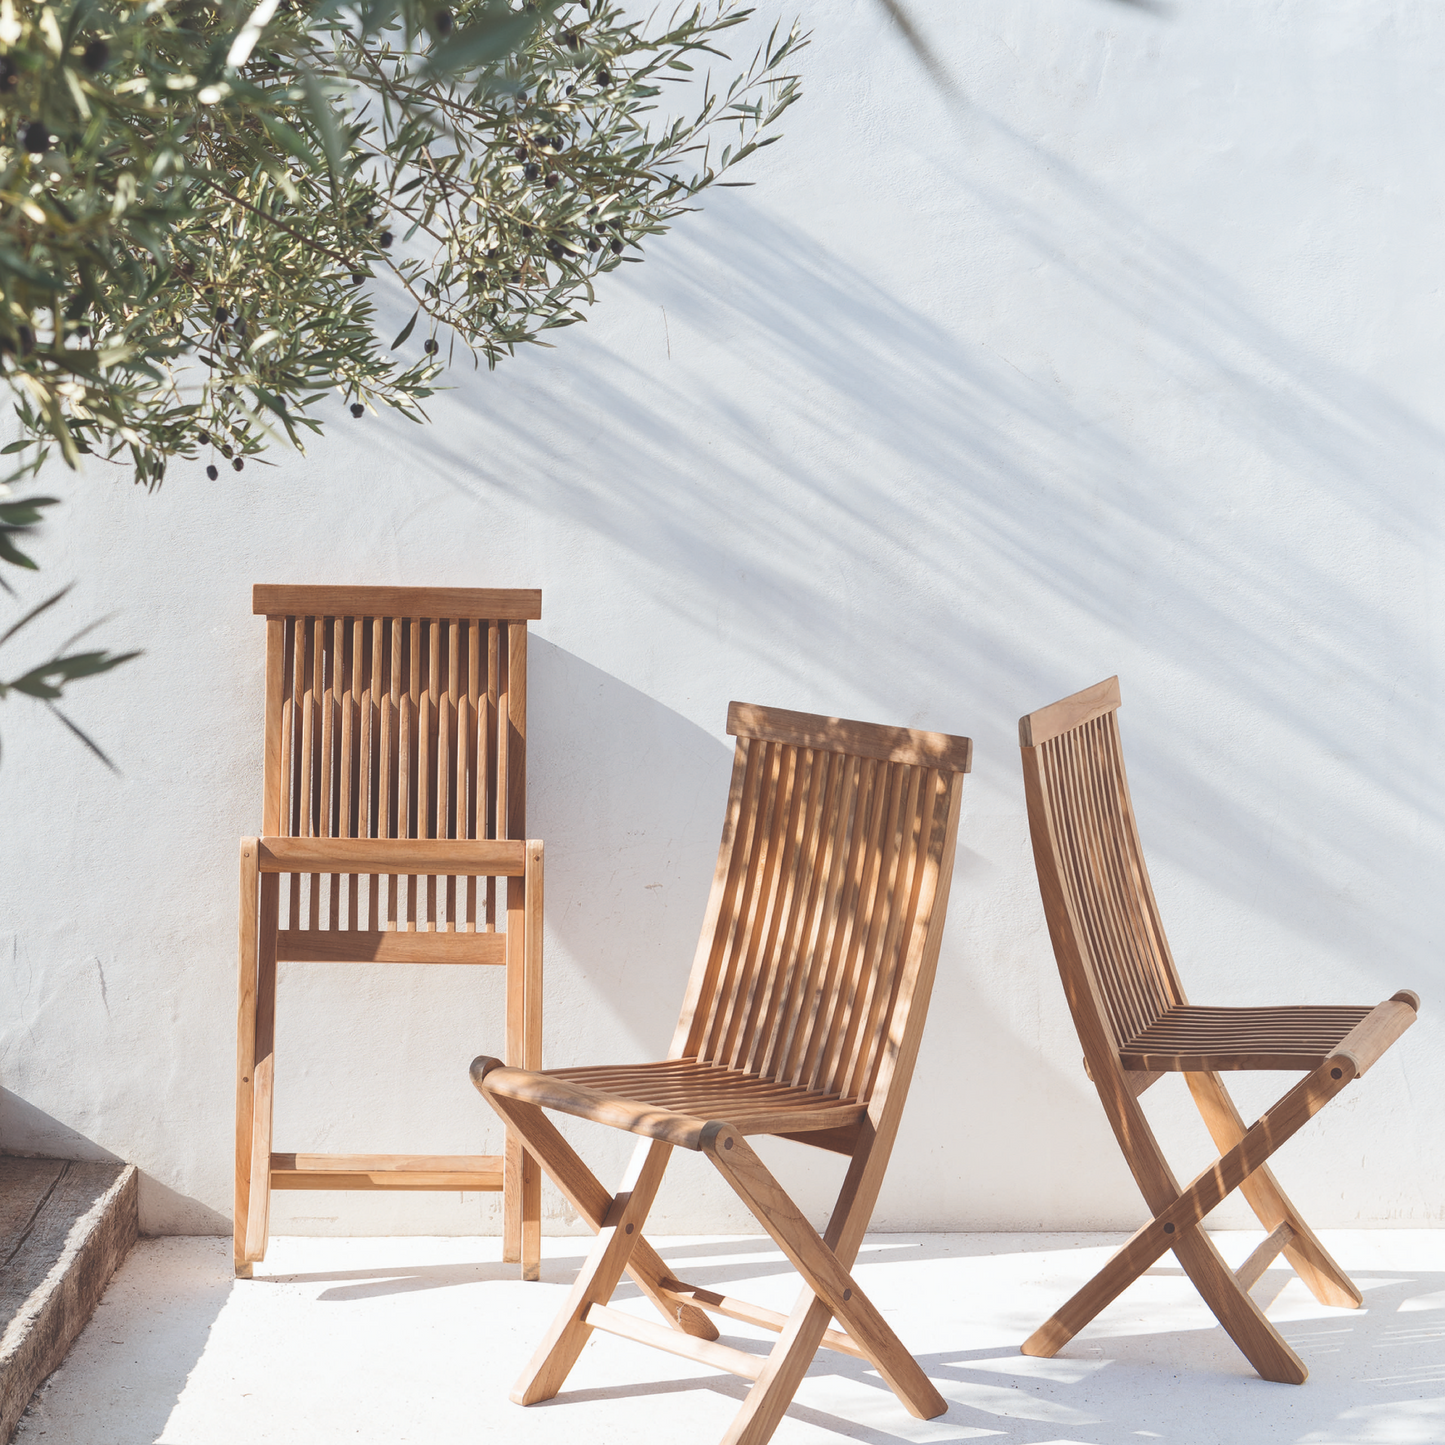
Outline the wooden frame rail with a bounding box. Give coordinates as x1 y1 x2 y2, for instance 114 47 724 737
1017 676 1420 1384
235 585 544 1280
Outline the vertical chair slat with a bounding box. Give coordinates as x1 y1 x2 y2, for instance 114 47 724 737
768 750 848 1086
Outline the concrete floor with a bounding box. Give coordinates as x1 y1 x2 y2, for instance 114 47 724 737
13 1231 1445 1445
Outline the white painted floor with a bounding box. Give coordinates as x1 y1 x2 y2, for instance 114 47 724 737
15 1232 1445 1445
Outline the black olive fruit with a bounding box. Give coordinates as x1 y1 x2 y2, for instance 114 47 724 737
515 146 528 161
197 430 210 443
206 464 219 480
379 231 393 248
233 457 244 472
434 8 453 35
595 69 611 86
350 402 364 418
22 122 49 153
523 162 540 180
587 237 600 252
351 272 364 285
544 173 559 189
520 224 533 238
83 39 110 72
424 338 439 353
221 444 234 459
216 306 229 322
610 239 623 254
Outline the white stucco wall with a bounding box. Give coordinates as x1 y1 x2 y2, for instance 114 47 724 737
2 0 1441 1237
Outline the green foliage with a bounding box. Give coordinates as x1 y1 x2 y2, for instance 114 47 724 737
0 580 138 764
0 0 805 486
0 0 802 766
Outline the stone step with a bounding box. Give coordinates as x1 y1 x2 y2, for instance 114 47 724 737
0 1159 138 1443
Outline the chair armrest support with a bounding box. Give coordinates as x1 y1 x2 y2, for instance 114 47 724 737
1330 992 1420 1080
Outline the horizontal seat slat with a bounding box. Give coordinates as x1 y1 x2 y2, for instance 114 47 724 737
276 929 505 964
486 1060 866 1150
1120 1004 1376 1071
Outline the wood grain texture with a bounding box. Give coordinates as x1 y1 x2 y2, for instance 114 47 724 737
511 1140 672 1406
582 1305 765 1380
727 700 972 772
252 584 541 620
258 836 525 876
274 929 505 964
657 1278 867 1361
702 1127 946 1420
1017 675 1121 746
270 1152 504 1191
475 700 967 1444
475 1076 719 1342
1236 1222 1296 1292
233 839 259 1277
1018 676 1420 1383
239 586 541 1275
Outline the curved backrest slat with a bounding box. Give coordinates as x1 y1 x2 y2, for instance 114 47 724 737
1020 679 1182 1053
254 585 539 935
672 704 970 1111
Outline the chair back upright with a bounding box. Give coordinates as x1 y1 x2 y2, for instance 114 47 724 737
1018 676 1185 1072
253 584 540 943
670 702 973 1119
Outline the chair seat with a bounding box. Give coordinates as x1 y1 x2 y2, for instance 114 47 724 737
1119 1004 1375 1072
483 1058 866 1150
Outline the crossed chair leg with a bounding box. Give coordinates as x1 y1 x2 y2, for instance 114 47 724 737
473 1059 947 1445
1023 1056 1370 1384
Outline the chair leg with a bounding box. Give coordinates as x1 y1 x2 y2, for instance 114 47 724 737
1025 1060 1351 1382
1170 1221 1307 1383
241 873 278 1270
234 844 259 1278
1186 1071 1362 1308
720 1291 844 1445
702 1126 946 1421
480 1083 720 1341
511 1138 672 1405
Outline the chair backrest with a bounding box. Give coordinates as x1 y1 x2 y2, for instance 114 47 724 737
1018 676 1185 1060
670 703 971 1113
252 584 540 939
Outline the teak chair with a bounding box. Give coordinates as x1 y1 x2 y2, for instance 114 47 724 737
473 701 973 1445
1018 676 1420 1383
235 585 544 1280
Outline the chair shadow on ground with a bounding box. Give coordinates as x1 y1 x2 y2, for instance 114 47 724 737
549 1253 1445 1445
252 1234 1445 1445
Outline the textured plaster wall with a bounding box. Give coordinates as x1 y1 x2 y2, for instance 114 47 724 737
1 0 1442 1237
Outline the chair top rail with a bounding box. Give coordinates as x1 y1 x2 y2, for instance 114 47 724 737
1019 675 1121 746
253 584 542 620
728 701 972 773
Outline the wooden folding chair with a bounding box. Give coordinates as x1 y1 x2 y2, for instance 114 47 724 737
235 585 544 1280
1018 676 1420 1383
473 702 972 1445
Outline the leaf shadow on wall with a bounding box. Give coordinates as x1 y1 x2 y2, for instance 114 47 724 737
399 171 1445 987
381 138 1443 1223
